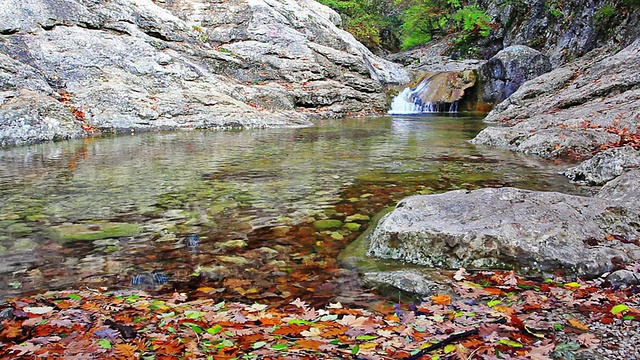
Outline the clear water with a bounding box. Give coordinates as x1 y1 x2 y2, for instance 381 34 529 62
0 116 582 306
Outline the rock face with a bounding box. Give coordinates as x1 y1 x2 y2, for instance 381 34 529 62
0 0 409 147
480 0 640 67
366 170 640 278
476 45 552 105
471 37 640 159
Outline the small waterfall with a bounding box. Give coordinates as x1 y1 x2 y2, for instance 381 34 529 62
388 70 475 115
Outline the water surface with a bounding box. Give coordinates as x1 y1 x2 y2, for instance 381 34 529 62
0 116 582 306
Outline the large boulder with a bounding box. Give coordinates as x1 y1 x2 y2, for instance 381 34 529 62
471 37 640 159
0 0 409 147
477 45 551 105
365 170 640 278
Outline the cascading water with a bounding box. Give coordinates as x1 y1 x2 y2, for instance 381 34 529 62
388 87 459 114
388 70 475 115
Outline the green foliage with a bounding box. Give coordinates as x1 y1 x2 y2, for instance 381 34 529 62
318 0 493 53
317 0 403 50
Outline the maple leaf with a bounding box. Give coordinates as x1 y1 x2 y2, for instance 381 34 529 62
230 311 249 324
431 294 452 306
7 342 41 356
527 341 555 360
576 333 600 348
290 298 308 309
114 343 138 357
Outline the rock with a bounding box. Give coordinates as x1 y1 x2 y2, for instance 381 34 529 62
0 0 409 147
313 219 343 230
596 169 640 211
366 187 640 278
217 240 248 249
472 38 640 160
50 222 142 242
477 45 552 105
606 270 640 287
564 146 640 185
193 265 230 281
0 90 87 147
481 0 640 67
362 270 450 297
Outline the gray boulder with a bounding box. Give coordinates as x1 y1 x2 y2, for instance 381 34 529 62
564 146 640 185
478 45 552 105
472 37 640 160
366 172 640 278
0 0 409 147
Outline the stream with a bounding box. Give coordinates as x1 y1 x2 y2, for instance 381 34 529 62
0 116 584 308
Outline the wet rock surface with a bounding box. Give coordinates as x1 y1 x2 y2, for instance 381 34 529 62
365 169 640 279
0 0 408 147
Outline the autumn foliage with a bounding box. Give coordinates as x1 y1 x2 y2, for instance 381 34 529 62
1 268 638 359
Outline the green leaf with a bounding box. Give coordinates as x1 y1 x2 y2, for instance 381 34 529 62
288 319 312 325
487 299 501 307
623 315 635 321
184 310 203 320
611 304 630 314
356 335 378 340
183 322 203 333
252 341 267 349
351 344 360 355
67 294 82 300
565 282 581 288
329 339 340 345
98 339 112 349
215 339 234 349
167 326 176 333
207 325 222 335
271 344 289 351
554 324 564 331
497 339 523 347
444 344 457 353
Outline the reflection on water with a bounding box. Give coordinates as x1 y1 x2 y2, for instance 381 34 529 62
0 116 582 306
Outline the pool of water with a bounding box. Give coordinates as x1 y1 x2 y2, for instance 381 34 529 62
0 116 583 307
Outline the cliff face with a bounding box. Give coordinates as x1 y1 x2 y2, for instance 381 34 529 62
479 0 640 66
0 0 409 147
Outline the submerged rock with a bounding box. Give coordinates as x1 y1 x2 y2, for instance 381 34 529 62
365 175 640 278
362 270 450 297
50 223 142 242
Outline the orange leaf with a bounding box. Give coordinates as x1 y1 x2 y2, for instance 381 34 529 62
484 287 503 296
431 294 451 306
114 343 138 357
567 318 589 331
296 339 323 350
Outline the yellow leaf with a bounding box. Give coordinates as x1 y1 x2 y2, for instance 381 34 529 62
567 318 589 331
444 344 456 353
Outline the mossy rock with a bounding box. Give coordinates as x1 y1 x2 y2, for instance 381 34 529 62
50 223 142 242
313 219 343 230
7 222 33 234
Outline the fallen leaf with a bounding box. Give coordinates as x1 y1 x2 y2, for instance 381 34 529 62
576 333 600 348
567 318 589 331
431 294 451 306
23 306 54 314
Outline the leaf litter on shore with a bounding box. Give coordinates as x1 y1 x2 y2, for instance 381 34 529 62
1 267 639 359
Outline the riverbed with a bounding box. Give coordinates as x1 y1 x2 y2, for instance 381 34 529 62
0 116 583 307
